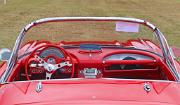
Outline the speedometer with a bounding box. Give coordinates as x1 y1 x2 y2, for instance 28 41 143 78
40 47 64 58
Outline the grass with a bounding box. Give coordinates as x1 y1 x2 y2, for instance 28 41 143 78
0 0 180 49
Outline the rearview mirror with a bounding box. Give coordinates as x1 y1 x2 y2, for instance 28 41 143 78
0 48 11 61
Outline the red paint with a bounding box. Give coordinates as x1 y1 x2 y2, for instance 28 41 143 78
0 39 180 105
0 79 180 105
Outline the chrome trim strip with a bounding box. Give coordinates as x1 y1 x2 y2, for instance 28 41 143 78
103 78 175 83
24 17 155 31
0 29 25 83
1 78 175 85
154 28 179 81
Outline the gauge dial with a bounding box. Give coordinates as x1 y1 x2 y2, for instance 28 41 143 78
40 47 64 58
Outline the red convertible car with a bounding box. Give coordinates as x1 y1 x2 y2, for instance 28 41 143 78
0 17 180 105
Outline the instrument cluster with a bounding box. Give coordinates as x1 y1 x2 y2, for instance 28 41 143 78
40 47 64 59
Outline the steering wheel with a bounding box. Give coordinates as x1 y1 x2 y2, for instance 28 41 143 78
25 44 75 80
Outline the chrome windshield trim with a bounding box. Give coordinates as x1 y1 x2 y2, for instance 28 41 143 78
0 17 178 83
24 17 153 31
154 28 179 81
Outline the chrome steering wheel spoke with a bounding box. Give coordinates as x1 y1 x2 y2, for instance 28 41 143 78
46 72 52 79
33 55 72 78
55 61 72 70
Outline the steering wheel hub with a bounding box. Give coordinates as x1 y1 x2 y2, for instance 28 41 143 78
46 64 55 72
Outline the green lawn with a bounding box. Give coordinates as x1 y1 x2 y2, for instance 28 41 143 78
0 0 180 49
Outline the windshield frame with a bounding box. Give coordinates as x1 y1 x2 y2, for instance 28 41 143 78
0 17 179 83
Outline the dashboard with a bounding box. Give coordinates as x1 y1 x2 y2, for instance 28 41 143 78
18 44 165 81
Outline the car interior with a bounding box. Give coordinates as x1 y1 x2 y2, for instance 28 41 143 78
5 40 174 82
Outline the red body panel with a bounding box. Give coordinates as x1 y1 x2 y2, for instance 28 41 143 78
0 79 180 105
0 40 180 105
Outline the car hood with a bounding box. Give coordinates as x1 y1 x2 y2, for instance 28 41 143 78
0 79 180 105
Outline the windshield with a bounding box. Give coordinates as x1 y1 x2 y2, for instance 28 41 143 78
1 17 179 83
21 20 160 55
